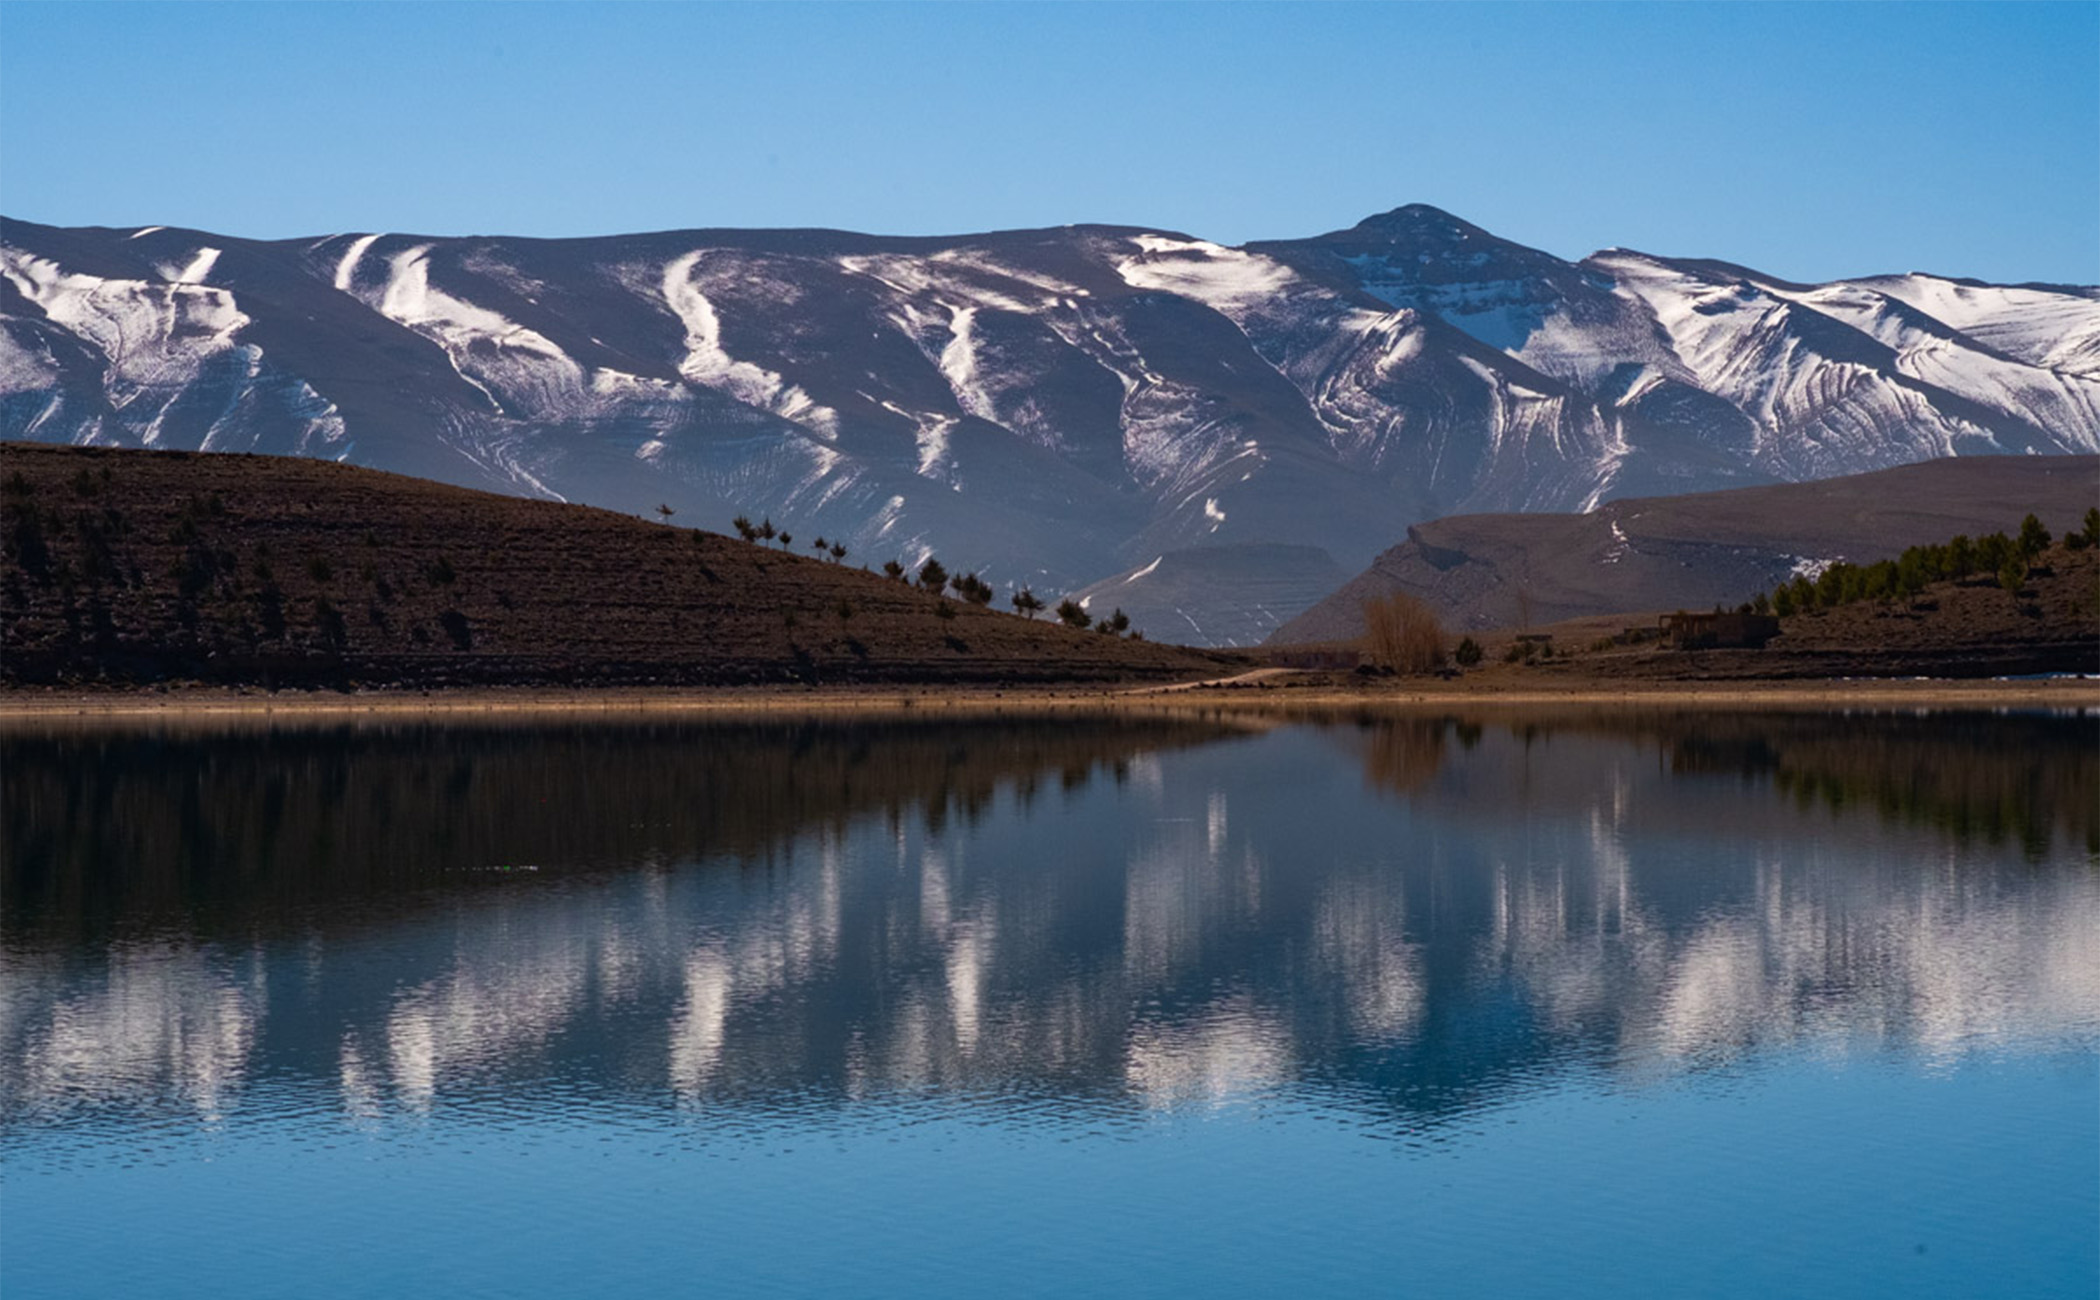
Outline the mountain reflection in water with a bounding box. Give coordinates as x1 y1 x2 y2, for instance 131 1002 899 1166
3 708 2095 1142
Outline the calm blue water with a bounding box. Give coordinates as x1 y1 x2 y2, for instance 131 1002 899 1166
4 709 2096 1297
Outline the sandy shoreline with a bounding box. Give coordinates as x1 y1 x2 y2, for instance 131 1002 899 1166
3 672 2095 723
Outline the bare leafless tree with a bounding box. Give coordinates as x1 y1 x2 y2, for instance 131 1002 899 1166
1362 592 1446 673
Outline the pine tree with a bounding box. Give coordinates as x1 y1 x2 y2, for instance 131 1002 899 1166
2017 513 2051 559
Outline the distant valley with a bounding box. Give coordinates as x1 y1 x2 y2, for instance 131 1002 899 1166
5 205 2098 643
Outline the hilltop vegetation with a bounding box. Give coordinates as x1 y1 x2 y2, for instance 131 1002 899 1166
0 444 1231 688
1272 456 2099 644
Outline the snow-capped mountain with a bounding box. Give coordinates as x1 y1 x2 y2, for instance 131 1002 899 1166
5 206 2096 643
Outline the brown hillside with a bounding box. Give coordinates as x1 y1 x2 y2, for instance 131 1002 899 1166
1521 543 2100 681
1751 543 2100 675
0 445 1234 688
1271 455 2100 644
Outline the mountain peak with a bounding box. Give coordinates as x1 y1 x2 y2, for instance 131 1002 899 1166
1346 203 1488 243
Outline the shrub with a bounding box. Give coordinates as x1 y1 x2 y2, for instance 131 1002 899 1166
438 609 473 650
8 503 50 578
1361 592 1445 674
1946 534 1975 575
1999 556 2027 596
1055 599 1091 629
2017 513 2051 558
883 559 906 581
313 597 347 647
1976 532 2013 574
951 572 994 606
1454 636 1483 667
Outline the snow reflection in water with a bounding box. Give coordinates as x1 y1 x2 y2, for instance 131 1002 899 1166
2 710 2094 1133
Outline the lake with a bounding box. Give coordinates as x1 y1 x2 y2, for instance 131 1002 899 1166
3 706 2095 1297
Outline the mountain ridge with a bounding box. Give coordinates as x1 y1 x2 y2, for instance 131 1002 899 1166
7 205 2096 644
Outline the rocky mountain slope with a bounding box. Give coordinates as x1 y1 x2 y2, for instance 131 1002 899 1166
5 206 2096 644
1270 455 2099 642
0 443 1230 687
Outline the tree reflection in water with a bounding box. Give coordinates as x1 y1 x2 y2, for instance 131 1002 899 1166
2 707 2094 1140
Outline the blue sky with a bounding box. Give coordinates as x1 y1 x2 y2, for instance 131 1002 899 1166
2 2 2093 284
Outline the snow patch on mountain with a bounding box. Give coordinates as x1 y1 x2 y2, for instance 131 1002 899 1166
1 249 255 438
159 248 221 285
912 412 958 483
1594 251 1990 473
661 252 840 438
937 306 997 422
1117 236 1299 323
337 243 585 418
590 367 680 398
333 234 383 293
1860 274 2100 377
838 252 1044 317
0 326 60 391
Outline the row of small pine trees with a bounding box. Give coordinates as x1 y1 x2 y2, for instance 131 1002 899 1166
727 514 1138 637
729 515 850 563
1752 510 2094 616
876 556 1135 635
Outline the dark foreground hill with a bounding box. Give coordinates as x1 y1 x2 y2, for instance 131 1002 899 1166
0 444 1232 688
1271 455 2100 643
